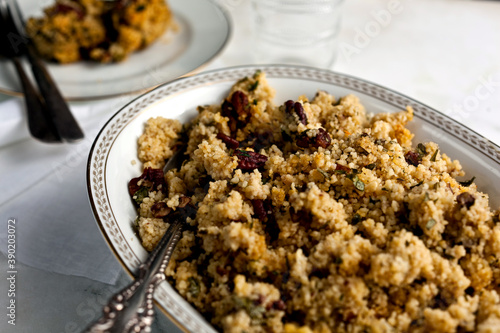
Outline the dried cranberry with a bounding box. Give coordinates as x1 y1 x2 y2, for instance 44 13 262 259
217 132 239 149
151 202 171 218
294 103 307 125
457 192 475 209
284 100 307 125
271 299 286 311
234 150 268 171
284 100 295 113
128 167 167 196
295 128 331 149
405 151 421 166
296 132 311 148
252 199 267 221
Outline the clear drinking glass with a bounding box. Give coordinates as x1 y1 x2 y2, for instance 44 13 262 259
251 0 344 68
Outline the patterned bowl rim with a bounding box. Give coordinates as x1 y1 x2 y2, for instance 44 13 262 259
87 64 500 332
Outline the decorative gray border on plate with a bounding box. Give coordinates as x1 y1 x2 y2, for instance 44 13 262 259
87 65 500 333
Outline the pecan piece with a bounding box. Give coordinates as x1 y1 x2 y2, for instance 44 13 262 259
217 132 239 149
231 91 249 118
405 151 421 166
457 192 475 209
234 149 268 171
178 195 191 208
221 91 250 134
314 128 331 148
151 202 171 218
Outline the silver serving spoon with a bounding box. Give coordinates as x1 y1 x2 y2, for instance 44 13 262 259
86 144 190 333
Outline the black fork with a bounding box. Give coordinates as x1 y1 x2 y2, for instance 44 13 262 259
0 0 85 143
0 2 60 143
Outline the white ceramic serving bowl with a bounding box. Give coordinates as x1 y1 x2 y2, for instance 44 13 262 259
87 65 500 332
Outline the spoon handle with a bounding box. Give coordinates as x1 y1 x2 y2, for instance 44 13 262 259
86 218 184 333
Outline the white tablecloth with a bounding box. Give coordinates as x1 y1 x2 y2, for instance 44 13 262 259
0 0 499 324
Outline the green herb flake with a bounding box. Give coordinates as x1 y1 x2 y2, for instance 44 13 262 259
410 181 423 189
339 293 344 301
136 4 145 11
382 187 389 191
350 175 365 191
188 277 200 297
317 168 330 179
458 176 476 187
249 80 259 91
351 213 362 225
253 70 262 78
365 163 377 170
416 143 427 157
233 296 265 319
430 149 439 162
335 257 343 265
443 253 455 260
424 192 430 202
426 218 436 230
133 187 149 205
253 99 258 105
236 149 251 157
237 76 249 84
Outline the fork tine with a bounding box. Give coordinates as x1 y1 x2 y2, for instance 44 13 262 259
0 0 27 56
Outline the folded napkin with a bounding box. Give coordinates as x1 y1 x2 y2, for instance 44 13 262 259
0 94 135 284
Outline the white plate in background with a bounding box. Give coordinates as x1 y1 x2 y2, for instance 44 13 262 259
0 0 231 101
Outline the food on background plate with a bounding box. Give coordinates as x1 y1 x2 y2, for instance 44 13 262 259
26 0 175 63
129 71 500 332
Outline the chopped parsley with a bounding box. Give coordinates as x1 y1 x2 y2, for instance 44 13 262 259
365 163 377 170
458 176 476 187
188 277 200 297
133 187 149 205
416 143 427 158
426 218 436 230
430 149 439 162
351 213 362 225
249 80 259 91
317 168 330 179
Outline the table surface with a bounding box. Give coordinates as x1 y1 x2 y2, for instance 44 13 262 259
1 0 500 332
